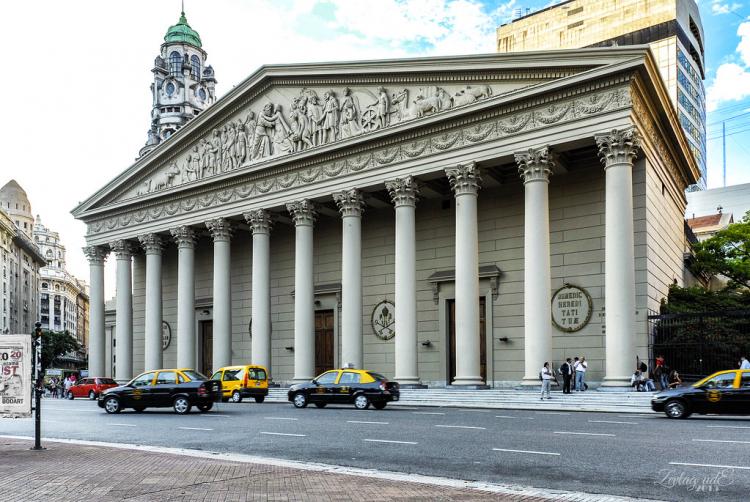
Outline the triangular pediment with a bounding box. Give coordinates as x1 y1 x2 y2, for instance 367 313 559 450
73 49 647 218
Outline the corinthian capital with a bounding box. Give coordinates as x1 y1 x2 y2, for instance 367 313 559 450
595 127 642 167
244 209 273 235
109 240 135 259
138 233 164 254
287 200 317 226
385 176 419 208
333 189 365 218
83 245 108 265
206 218 233 242
170 226 197 249
445 162 481 196
515 146 554 184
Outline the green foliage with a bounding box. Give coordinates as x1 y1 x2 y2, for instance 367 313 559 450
38 330 81 370
691 211 750 289
663 284 750 314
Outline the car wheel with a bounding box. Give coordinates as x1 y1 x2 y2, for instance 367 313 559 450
173 396 192 415
373 402 387 410
664 400 688 419
133 405 146 413
254 396 265 404
104 396 121 414
67 391 74 400
88 391 96 400
314 402 326 408
292 393 308 408
354 394 370 410
198 403 213 412
231 391 242 403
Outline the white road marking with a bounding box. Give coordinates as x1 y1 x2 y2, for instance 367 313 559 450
670 462 750 471
617 414 657 418
434 425 486 430
463 409 491 413
108 423 136 427
363 439 418 445
412 412 445 415
347 420 389 425
260 432 306 437
492 448 560 456
588 420 638 425
178 427 213 431
706 425 750 429
553 431 615 437
536 412 570 415
692 439 750 444
263 417 298 421
495 416 517 419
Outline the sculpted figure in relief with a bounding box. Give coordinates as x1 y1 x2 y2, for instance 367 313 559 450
200 138 213 178
251 103 290 160
234 114 254 165
454 84 493 106
375 86 390 129
413 92 441 117
339 87 361 139
289 97 314 152
184 145 200 182
209 130 221 173
319 90 340 144
391 89 409 122
305 93 323 147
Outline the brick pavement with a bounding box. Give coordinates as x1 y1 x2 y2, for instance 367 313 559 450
0 438 551 502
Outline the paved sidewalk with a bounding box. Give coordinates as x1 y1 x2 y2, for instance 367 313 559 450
0 437 650 502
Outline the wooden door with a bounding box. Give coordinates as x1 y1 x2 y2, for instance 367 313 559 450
315 310 334 377
199 320 213 376
448 297 486 383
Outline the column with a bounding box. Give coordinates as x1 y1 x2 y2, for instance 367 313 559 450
385 176 420 385
170 226 197 369
139 234 163 371
83 245 108 377
110 240 134 381
515 147 554 385
287 200 316 381
245 210 273 375
596 127 641 387
445 162 483 386
206 218 233 371
333 189 364 369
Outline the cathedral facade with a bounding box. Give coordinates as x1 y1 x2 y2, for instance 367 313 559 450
73 15 698 386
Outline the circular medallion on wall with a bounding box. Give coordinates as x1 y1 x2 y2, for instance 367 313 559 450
165 82 176 96
371 300 396 341
198 88 207 101
162 321 172 350
551 284 593 333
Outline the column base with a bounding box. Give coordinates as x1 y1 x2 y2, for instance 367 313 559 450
450 376 487 387
600 377 632 388
520 377 543 387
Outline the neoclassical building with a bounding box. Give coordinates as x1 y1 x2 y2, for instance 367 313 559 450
73 47 698 387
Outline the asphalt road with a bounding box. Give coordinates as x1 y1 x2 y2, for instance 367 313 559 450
2 399 749 501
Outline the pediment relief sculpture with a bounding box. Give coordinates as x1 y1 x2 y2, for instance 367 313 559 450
128 82 502 200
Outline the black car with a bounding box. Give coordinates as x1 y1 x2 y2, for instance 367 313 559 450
98 368 221 414
651 369 750 418
288 369 400 410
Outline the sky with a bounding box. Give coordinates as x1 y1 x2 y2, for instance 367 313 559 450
0 0 748 298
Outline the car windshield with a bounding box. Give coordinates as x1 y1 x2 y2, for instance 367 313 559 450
693 372 737 388
249 368 266 380
181 370 208 381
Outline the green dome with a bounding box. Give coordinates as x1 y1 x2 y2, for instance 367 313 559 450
164 11 202 48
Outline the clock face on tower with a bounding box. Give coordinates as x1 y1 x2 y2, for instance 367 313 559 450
166 82 175 96
198 88 207 101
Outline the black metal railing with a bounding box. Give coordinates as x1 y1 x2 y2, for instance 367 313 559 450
647 310 750 381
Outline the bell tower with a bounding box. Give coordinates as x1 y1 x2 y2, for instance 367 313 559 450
139 8 217 158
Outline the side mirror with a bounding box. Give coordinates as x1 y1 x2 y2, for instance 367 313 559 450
312 379 318 385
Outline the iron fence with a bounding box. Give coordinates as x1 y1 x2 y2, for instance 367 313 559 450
647 310 750 381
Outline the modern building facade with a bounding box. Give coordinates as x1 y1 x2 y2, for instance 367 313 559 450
496 0 706 190
73 46 699 387
686 181 750 221
139 10 217 158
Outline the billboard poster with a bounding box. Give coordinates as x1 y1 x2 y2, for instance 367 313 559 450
0 334 32 418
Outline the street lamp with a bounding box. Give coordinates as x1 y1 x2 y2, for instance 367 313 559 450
31 321 44 451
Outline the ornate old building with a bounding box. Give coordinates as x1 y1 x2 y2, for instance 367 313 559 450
73 47 699 387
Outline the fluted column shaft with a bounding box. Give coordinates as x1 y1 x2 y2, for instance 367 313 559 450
245 210 273 375
334 189 364 369
84 246 108 377
597 128 641 386
139 234 164 372
516 147 554 384
386 177 420 385
446 163 483 386
207 218 233 371
288 201 317 381
111 240 134 381
171 226 197 369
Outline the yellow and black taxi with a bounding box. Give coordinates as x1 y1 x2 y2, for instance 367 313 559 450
98 368 221 415
288 368 399 410
211 364 269 403
651 369 750 419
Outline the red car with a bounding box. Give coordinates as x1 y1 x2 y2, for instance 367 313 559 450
67 377 119 400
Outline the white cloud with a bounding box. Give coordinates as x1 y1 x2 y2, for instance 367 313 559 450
707 21 750 111
711 1 743 15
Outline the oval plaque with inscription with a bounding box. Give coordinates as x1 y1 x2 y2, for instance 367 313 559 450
551 284 593 333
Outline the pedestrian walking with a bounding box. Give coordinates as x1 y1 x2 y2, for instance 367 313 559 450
739 356 750 370
559 358 573 394
540 362 553 400
574 356 587 391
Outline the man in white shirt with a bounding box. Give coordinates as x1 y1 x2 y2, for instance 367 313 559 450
740 356 750 369
540 362 553 400
574 356 588 391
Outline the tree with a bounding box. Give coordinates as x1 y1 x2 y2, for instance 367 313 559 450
690 211 750 289
39 330 81 370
